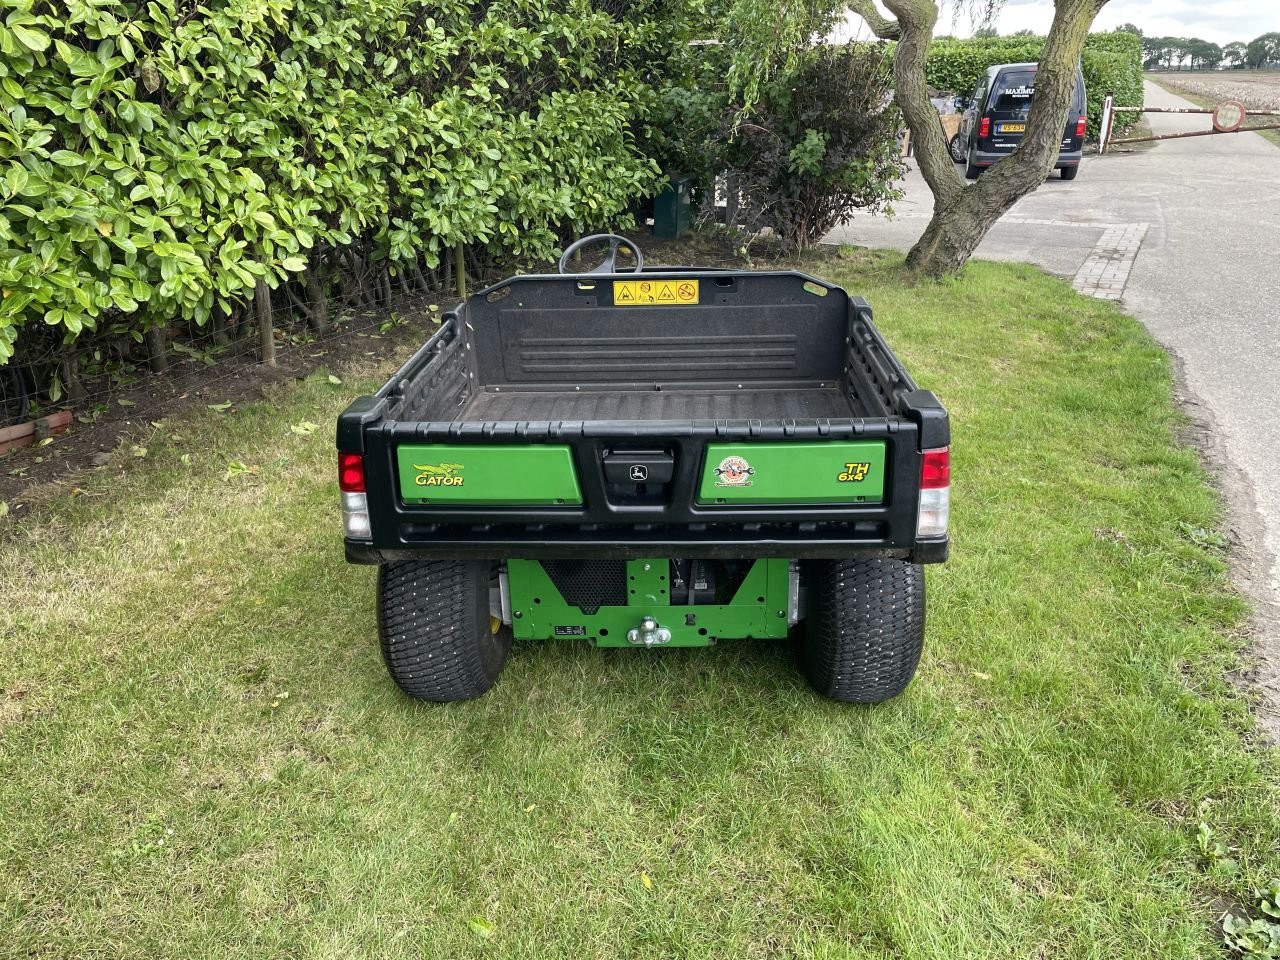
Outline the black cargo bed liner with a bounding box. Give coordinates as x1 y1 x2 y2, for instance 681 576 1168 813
452 385 863 423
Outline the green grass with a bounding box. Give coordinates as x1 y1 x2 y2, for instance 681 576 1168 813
2 250 1278 958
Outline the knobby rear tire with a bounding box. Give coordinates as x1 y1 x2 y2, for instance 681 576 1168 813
377 558 510 702
801 558 926 704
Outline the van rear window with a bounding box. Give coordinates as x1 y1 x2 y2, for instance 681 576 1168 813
992 71 1037 117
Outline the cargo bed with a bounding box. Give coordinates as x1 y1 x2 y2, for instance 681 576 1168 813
338 269 948 564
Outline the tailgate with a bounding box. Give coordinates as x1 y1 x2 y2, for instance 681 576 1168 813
394 440 888 508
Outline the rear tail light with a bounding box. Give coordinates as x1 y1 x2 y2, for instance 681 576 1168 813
917 447 950 539
338 452 366 493
339 453 371 539
979 117 990 139
1076 115 1087 138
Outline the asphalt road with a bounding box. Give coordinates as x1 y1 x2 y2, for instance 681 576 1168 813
829 79 1280 720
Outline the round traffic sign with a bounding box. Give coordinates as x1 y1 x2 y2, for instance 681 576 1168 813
1212 100 1247 133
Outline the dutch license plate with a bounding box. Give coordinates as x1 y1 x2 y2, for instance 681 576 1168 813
999 123 1026 134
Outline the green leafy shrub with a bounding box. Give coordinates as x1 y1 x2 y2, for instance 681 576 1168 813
642 43 727 204
0 0 690 374
657 42 904 250
925 31 1144 139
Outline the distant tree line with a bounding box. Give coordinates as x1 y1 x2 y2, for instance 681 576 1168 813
966 23 1279 72
1132 29 1280 71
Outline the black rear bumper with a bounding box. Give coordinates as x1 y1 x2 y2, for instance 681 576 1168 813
345 534 948 565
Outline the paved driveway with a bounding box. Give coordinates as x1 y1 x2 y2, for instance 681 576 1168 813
829 79 1280 717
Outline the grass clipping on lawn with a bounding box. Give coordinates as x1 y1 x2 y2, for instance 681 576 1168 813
1 251 1277 959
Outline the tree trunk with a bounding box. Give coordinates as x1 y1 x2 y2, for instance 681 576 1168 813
904 184 1004 274
60 352 87 404
345 250 375 307
454 243 467 300
256 280 276 367
858 0 1107 276
230 305 247 347
211 308 230 348
305 259 330 334
144 326 168 373
411 260 430 294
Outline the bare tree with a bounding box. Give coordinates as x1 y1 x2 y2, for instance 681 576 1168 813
847 0 1108 275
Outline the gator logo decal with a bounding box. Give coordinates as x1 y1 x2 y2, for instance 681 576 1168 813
838 462 871 483
714 455 755 487
413 462 465 487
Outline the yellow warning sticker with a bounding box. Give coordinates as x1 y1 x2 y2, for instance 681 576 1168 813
613 279 699 306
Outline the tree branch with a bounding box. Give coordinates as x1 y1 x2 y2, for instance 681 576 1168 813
877 0 964 205
881 0 934 32
847 0 901 40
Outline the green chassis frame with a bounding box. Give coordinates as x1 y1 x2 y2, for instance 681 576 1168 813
506 558 793 648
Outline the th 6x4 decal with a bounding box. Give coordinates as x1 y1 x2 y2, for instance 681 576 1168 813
838 462 871 483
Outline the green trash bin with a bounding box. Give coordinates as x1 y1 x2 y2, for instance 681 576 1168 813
652 174 693 239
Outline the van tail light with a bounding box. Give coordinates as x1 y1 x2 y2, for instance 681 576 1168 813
917 447 950 539
1076 115 1087 138
339 452 371 539
979 117 991 139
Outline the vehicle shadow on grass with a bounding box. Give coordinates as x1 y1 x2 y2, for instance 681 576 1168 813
353 629 829 722
515 634 811 701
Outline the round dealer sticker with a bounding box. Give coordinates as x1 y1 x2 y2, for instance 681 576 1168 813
714 455 755 487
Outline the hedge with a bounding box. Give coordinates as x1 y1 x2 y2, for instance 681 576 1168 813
925 31 1144 139
0 0 689 368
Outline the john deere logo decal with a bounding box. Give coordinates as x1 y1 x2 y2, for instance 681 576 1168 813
413 462 465 487
714 455 754 487
838 462 871 483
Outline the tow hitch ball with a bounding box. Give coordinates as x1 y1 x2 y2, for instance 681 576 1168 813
627 616 672 647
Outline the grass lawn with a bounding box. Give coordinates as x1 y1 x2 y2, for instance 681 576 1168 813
2 249 1278 958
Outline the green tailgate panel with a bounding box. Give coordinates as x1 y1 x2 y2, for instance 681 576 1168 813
698 441 886 504
397 444 582 504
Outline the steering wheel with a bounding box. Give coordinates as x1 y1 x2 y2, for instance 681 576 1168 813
557 234 645 275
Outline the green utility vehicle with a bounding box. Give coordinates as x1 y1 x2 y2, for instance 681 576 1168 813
338 236 950 703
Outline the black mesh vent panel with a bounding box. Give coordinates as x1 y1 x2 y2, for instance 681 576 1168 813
541 559 628 614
